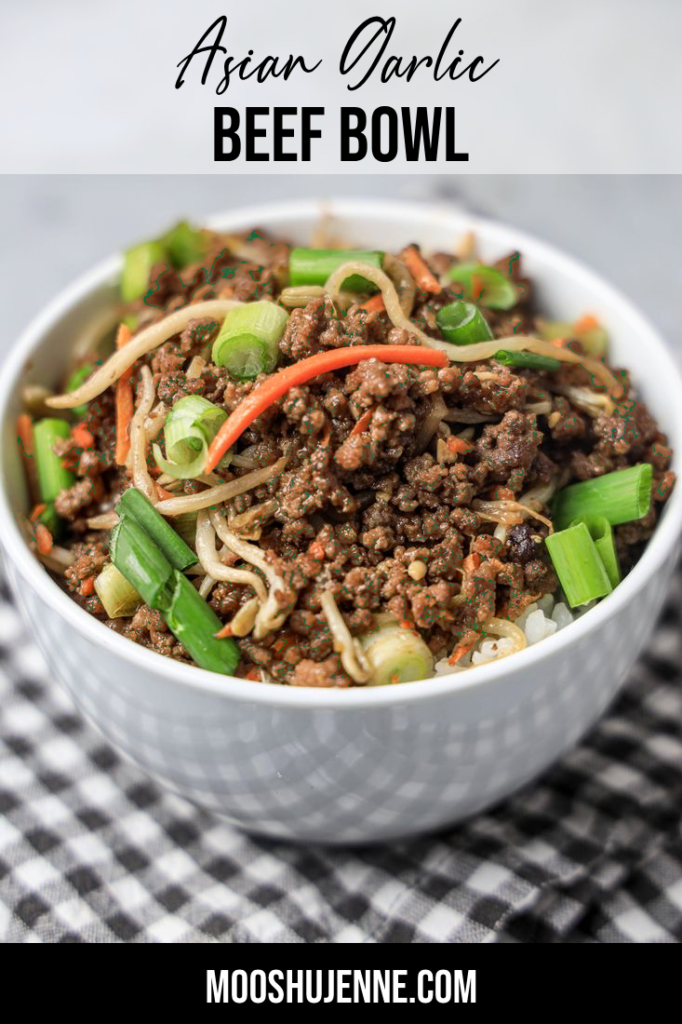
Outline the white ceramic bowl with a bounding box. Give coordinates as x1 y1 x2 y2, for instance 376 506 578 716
1 199 681 845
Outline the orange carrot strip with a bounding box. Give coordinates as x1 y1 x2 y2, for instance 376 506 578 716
574 314 599 334
358 294 386 313
35 523 54 556
71 423 94 449
448 633 479 666
155 486 175 501
205 345 448 473
349 409 373 437
17 413 34 458
401 246 441 296
114 323 134 466
30 503 47 522
447 436 474 455
80 577 95 597
215 624 233 639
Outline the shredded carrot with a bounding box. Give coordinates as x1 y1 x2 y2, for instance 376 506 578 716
71 423 94 449
30 503 47 522
399 619 416 631
205 345 448 473
17 413 34 459
114 323 134 466
551 337 569 349
448 636 479 666
472 273 485 303
215 623 233 639
447 436 474 456
35 523 54 556
245 667 260 680
349 409 373 437
401 246 441 295
574 314 599 335
358 294 386 313
80 577 95 597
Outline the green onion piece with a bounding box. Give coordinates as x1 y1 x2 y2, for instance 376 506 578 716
212 301 288 380
110 517 174 610
494 350 561 372
545 523 613 608
289 248 384 293
553 464 653 531
572 515 621 589
116 487 197 569
121 240 166 303
122 313 139 333
436 300 493 346
162 221 208 269
66 363 95 419
163 571 240 675
447 262 518 310
359 617 434 686
94 563 142 618
33 418 75 503
152 395 227 480
37 502 62 539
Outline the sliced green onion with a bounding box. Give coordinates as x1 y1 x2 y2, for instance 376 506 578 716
66 363 95 419
289 248 384 293
572 515 620 589
121 240 166 303
359 617 434 686
436 301 493 346
163 571 240 675
553 464 653 531
494 350 561 372
447 262 518 310
110 517 174 610
545 523 613 608
152 396 227 480
116 487 197 569
212 301 288 380
162 221 208 269
33 418 75 503
94 563 142 618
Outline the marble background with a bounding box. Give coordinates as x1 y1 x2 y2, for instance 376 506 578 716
0 175 679 364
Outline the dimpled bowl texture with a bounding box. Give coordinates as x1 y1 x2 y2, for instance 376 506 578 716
1 200 681 845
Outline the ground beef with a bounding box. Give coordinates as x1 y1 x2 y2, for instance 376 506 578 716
46 229 675 684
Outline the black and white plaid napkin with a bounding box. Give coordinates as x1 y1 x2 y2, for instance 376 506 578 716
1 568 681 944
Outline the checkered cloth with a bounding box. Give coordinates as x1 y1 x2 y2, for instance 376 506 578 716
1 570 681 945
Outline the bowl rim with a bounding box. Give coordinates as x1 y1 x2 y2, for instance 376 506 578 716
1 196 681 709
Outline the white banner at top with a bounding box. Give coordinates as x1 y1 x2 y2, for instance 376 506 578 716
2 0 680 174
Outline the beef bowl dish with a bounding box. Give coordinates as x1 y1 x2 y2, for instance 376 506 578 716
1 200 680 842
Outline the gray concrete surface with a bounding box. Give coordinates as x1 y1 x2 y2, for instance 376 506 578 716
0 175 680 358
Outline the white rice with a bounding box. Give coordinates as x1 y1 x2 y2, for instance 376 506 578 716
434 591 577 676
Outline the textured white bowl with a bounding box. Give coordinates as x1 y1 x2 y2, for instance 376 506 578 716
1 199 681 845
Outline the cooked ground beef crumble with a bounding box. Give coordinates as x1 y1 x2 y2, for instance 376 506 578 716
34 227 675 686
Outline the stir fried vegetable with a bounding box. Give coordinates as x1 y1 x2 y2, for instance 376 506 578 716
94 563 142 618
494 350 561 372
289 248 384 293
121 240 166 303
553 464 652 530
545 522 613 608
572 515 621 588
360 617 434 686
33 418 74 502
152 396 227 480
116 487 197 570
436 301 493 346
212 301 288 379
447 262 518 310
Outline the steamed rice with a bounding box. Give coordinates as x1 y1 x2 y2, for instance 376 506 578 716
434 593 577 675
